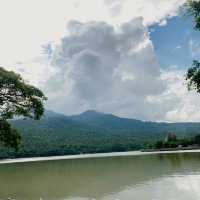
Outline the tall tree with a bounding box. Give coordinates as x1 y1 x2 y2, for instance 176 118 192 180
185 1 200 91
187 0 200 30
0 67 47 150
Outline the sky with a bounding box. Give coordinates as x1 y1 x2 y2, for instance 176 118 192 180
2 0 200 122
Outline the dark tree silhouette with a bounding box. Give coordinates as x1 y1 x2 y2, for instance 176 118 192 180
187 0 200 30
0 67 47 150
185 1 200 91
186 60 200 92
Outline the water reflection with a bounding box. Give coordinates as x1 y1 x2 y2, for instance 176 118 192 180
0 152 200 200
103 174 200 200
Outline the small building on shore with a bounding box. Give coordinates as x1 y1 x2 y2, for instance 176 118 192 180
165 133 177 142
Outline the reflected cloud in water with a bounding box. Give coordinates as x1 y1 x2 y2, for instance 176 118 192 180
68 175 200 200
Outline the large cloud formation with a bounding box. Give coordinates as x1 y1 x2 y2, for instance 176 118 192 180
45 18 166 120
44 17 200 122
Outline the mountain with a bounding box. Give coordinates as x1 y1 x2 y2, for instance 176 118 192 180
71 110 200 135
1 110 200 159
71 110 144 130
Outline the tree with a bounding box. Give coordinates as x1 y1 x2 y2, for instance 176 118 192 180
186 60 200 92
0 67 47 150
0 120 21 151
194 134 200 144
155 140 164 149
185 1 200 91
186 0 200 30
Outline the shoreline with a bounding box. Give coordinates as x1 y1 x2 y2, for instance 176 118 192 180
1 149 200 164
142 146 200 152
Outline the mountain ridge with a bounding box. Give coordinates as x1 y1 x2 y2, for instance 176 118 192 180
1 109 200 159
49 109 200 124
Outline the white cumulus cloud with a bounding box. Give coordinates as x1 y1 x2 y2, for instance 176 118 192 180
44 19 166 119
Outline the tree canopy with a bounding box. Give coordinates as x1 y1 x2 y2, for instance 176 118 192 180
0 67 47 150
186 60 200 92
186 0 200 30
185 1 200 93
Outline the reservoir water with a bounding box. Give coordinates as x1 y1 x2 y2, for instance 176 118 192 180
0 151 200 200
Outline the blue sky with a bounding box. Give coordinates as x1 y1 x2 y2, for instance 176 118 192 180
151 15 200 69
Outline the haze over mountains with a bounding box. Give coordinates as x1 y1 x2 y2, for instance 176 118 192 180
70 110 200 134
1 110 200 159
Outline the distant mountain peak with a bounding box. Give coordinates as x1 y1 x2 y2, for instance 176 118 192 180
83 109 99 113
81 110 103 115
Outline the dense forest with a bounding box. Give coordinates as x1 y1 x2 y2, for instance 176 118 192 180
1 110 200 159
153 133 200 149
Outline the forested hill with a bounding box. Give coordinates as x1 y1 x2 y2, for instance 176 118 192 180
71 110 200 134
1 110 200 158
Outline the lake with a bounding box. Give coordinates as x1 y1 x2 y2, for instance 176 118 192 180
1 151 200 200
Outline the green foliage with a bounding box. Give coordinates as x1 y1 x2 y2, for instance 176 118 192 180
186 0 200 30
154 140 178 149
0 111 200 159
0 67 47 150
0 67 47 120
155 140 164 149
194 134 200 144
0 120 21 151
186 60 200 92
153 134 200 149
185 1 200 92
166 133 177 142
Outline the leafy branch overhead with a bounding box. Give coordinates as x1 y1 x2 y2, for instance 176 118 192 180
0 67 47 150
185 1 200 93
0 67 47 120
187 0 200 30
186 60 200 92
